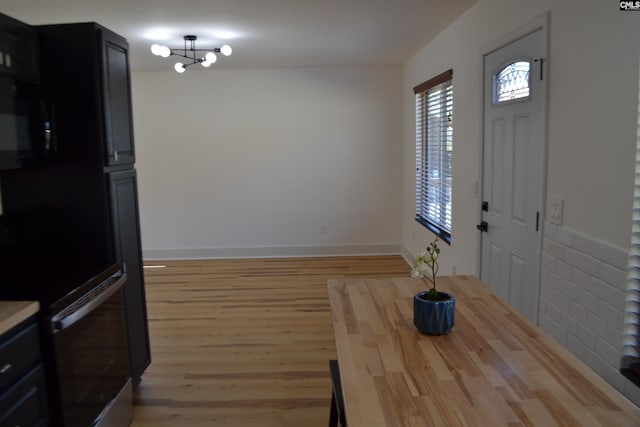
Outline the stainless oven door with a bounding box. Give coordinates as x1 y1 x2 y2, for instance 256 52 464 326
50 272 131 427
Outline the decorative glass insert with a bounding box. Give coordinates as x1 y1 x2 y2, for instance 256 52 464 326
495 61 530 103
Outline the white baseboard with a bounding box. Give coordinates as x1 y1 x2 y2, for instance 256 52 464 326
142 243 405 260
400 245 415 266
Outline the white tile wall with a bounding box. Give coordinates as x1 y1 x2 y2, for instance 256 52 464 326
540 223 639 406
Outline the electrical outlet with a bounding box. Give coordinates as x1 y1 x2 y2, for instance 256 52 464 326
320 224 328 235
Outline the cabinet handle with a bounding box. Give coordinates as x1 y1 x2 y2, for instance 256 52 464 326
114 150 119 162
0 363 12 374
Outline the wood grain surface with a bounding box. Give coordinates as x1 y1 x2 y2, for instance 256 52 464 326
328 276 640 427
131 256 410 426
0 301 39 335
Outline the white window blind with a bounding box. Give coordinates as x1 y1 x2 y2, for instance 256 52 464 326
414 70 453 243
621 80 640 388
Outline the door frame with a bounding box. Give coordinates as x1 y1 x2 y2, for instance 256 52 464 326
478 12 550 322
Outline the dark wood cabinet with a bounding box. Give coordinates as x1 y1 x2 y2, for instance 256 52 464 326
0 13 39 82
33 23 151 384
109 169 150 384
101 30 135 166
0 318 48 426
37 23 135 167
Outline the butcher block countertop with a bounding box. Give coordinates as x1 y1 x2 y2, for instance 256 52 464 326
327 276 640 426
0 301 39 336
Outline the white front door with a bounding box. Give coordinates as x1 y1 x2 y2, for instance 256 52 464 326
480 29 546 323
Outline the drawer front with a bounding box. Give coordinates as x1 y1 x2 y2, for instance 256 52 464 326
0 323 40 391
0 364 48 427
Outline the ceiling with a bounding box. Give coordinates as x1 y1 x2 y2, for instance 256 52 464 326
1 0 477 72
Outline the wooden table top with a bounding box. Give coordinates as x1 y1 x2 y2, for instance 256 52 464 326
327 276 640 426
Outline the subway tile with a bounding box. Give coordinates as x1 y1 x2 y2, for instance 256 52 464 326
586 276 627 313
570 267 591 291
568 302 588 324
595 336 622 368
579 290 603 317
565 247 601 277
541 252 556 272
581 291 624 330
548 271 564 291
586 312 608 338
566 333 586 359
539 298 547 315
571 231 595 257
545 238 565 260
539 221 635 403
591 239 629 270
556 226 575 247
577 323 597 350
582 348 624 393
561 312 579 336
543 222 558 240
555 292 570 314
599 262 628 293
556 259 572 280
623 377 640 407
546 300 563 325
539 281 553 303
557 277 579 300
541 265 550 283
540 313 567 345
600 322 624 351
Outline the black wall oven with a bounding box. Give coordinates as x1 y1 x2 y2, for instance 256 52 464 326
47 264 132 426
1 264 133 426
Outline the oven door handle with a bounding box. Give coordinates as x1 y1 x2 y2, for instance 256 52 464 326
51 273 127 333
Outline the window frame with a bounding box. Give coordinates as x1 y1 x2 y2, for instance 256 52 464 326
413 69 453 244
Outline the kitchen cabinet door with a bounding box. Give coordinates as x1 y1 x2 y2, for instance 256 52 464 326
108 169 150 385
0 318 48 426
37 23 135 166
0 13 39 82
101 29 135 166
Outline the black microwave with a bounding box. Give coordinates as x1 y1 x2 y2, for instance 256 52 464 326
0 75 56 170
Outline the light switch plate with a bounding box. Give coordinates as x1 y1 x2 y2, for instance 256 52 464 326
549 197 564 226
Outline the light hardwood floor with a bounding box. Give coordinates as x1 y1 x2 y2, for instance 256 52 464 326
131 256 410 427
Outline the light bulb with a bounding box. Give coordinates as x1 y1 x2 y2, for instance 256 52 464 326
174 62 185 73
205 52 217 64
201 60 211 68
160 46 171 58
220 45 232 56
151 44 162 56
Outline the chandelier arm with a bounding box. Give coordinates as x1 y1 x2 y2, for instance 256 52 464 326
170 51 202 61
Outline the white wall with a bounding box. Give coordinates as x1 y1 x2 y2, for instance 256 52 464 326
131 65 404 258
403 0 640 274
402 0 640 404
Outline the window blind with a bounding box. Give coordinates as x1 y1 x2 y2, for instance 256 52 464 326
621 82 640 388
414 70 453 243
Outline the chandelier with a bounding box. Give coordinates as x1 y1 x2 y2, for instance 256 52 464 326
150 35 232 73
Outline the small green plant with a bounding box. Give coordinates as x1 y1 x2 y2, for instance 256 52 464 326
411 237 440 300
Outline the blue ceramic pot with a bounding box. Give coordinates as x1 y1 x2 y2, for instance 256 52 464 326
413 291 455 335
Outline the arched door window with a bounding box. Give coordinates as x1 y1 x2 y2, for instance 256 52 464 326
494 60 531 103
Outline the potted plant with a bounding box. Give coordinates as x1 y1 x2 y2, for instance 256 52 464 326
411 237 455 335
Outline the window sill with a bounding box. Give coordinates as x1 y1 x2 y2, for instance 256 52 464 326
415 217 451 245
